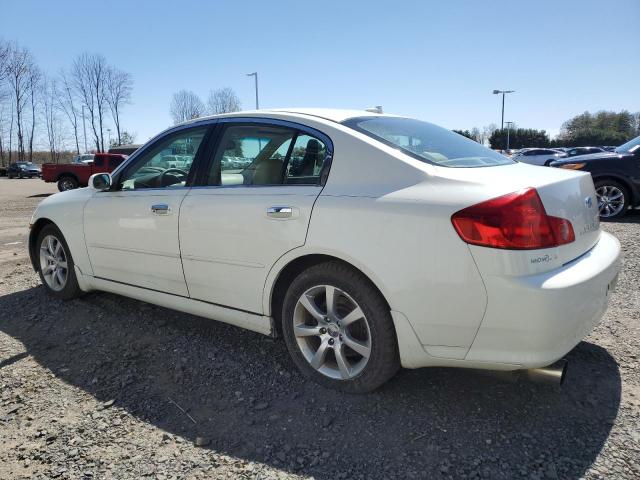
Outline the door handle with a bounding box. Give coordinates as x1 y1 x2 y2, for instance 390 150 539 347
266 206 293 218
151 203 170 215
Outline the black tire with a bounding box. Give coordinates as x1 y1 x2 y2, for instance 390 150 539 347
57 176 78 191
282 261 399 393
594 179 629 220
36 224 83 300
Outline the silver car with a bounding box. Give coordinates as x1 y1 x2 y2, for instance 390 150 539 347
512 148 567 166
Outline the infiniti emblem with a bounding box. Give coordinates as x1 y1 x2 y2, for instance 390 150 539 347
585 196 593 208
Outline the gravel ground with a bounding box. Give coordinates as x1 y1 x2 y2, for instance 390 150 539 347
0 177 638 480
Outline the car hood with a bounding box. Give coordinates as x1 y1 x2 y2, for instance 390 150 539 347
551 151 631 165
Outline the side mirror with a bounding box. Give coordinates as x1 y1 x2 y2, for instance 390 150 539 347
89 173 112 191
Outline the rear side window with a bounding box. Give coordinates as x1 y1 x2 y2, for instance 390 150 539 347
108 156 123 168
343 117 513 168
94 157 104 167
206 124 329 186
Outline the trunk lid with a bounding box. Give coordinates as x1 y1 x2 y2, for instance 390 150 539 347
434 162 600 268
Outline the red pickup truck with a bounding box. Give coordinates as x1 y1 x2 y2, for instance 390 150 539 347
42 153 127 191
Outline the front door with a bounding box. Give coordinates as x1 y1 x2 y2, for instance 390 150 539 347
179 120 332 313
84 125 209 296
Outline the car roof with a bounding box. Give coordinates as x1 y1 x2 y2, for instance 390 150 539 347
181 108 393 127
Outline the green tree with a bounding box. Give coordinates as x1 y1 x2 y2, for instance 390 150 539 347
557 110 638 146
109 130 136 148
453 129 475 140
489 128 550 150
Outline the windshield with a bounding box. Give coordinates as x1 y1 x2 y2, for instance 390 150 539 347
342 117 513 167
615 135 640 154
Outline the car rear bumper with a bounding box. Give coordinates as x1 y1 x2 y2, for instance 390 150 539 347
465 231 621 367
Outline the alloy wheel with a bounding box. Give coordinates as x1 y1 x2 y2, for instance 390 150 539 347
293 285 372 380
59 179 75 191
39 234 68 291
596 185 625 218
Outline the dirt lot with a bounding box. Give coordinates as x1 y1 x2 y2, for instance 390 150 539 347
0 177 638 480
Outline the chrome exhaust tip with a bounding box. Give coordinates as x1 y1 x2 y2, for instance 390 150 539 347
521 359 568 385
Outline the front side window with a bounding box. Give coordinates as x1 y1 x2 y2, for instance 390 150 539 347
343 116 513 168
207 124 328 186
118 127 207 190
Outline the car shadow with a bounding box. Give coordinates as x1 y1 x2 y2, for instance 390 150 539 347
26 193 53 198
0 287 621 479
611 208 640 224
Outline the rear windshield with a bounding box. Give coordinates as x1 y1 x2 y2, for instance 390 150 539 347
343 116 514 168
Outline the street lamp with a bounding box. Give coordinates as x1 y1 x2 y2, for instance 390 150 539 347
505 121 514 152
246 72 259 109
492 89 515 132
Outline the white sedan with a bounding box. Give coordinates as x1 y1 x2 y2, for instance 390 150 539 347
29 109 620 393
512 148 568 166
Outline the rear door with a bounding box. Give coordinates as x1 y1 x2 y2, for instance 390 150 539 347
179 119 333 314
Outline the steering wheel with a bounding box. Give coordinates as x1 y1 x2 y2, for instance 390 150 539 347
160 168 189 186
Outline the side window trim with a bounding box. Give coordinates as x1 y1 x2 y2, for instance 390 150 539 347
193 117 334 188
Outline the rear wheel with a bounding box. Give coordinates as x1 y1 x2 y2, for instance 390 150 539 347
57 176 78 191
594 179 629 219
282 262 399 393
36 224 82 300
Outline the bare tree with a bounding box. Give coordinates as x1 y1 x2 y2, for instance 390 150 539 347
6 44 31 160
207 87 241 115
43 76 64 163
170 90 204 124
56 69 81 154
73 53 108 152
26 64 41 160
105 67 132 145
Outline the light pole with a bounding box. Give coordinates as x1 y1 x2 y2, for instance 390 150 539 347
246 72 259 109
505 121 514 152
107 128 112 148
492 89 515 132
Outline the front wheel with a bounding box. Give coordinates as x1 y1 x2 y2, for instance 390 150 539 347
282 262 399 393
37 224 82 300
594 180 629 219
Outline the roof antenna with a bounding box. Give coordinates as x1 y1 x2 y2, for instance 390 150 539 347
365 105 383 114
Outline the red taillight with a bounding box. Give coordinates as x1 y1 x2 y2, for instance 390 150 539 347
451 188 575 250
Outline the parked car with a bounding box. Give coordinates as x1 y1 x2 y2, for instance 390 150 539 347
550 135 640 219
565 146 605 157
42 153 127 191
29 109 620 392
108 144 142 155
72 154 95 164
7 161 41 178
512 148 567 166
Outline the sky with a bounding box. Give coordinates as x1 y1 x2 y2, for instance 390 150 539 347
2 0 639 144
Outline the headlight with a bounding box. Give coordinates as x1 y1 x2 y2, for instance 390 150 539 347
558 163 586 170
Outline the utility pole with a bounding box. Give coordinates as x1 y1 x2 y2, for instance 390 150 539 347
246 72 259 109
82 105 87 153
492 90 515 132
107 128 112 148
